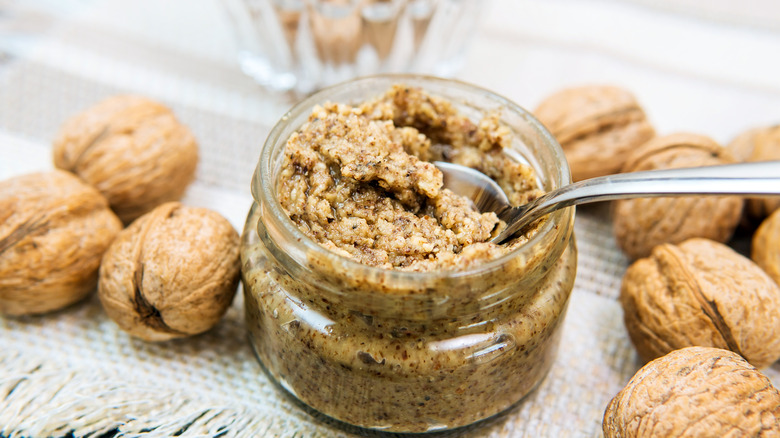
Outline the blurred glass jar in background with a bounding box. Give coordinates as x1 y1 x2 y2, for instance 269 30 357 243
221 0 485 94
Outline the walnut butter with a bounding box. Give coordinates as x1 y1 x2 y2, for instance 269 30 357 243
240 77 577 432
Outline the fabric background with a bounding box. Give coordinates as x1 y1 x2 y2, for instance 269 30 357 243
1 1 780 436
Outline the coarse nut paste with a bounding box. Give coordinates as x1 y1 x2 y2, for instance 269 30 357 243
240 76 577 432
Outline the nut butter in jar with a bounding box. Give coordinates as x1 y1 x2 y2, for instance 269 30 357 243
240 75 577 432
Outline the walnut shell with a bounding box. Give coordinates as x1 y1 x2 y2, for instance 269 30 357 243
0 170 122 315
753 209 780 287
728 127 763 162
728 125 780 219
603 346 780 438
534 85 655 181
612 133 743 260
620 238 780 369
98 202 239 341
53 95 199 224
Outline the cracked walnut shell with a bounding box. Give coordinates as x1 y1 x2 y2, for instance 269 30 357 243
534 85 655 181
753 209 780 288
98 202 240 341
620 238 780 369
53 95 199 224
612 133 743 260
728 125 780 219
0 170 122 316
603 347 780 438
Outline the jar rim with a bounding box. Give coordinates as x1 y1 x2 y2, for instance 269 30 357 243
252 74 573 282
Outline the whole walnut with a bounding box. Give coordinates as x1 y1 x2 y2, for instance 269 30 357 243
603 346 780 438
620 238 780 369
753 209 780 287
53 95 199 224
98 202 239 341
728 125 780 219
612 133 743 260
0 170 122 315
534 85 655 181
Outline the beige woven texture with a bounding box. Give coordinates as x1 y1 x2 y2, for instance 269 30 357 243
2 1 780 436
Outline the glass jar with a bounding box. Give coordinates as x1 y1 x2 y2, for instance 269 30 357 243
240 75 577 433
221 0 486 94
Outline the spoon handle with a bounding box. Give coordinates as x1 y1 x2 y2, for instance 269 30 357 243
497 160 780 242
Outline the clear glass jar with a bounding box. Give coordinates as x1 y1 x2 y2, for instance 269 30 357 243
240 75 577 433
221 0 485 94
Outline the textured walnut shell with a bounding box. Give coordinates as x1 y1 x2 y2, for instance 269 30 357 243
0 170 122 315
603 347 780 438
728 125 780 219
612 133 743 260
620 238 780 369
53 95 199 224
753 209 780 287
534 85 655 181
98 202 239 341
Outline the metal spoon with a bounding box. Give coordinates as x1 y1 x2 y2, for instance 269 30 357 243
434 160 780 244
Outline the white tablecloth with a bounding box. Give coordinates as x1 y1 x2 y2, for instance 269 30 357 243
1 1 779 436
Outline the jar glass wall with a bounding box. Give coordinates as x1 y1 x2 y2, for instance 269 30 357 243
240 75 577 433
